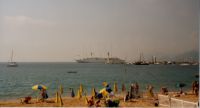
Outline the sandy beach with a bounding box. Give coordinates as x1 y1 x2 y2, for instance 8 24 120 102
0 91 198 107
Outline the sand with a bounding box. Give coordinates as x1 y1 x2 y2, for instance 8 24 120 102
0 92 198 107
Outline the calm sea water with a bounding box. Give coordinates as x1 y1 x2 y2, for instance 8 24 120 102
0 62 198 100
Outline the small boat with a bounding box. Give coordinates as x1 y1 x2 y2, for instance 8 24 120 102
7 50 18 67
179 62 190 66
192 62 199 66
67 71 78 74
134 61 149 65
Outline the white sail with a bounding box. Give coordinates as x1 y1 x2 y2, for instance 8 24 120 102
7 50 18 67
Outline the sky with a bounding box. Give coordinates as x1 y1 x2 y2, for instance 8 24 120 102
0 0 199 62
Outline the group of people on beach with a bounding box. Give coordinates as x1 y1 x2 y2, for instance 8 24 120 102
85 82 120 107
192 81 199 96
39 88 48 102
21 88 48 104
124 82 140 102
20 79 198 107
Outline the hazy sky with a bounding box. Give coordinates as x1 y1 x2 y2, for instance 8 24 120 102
0 0 199 62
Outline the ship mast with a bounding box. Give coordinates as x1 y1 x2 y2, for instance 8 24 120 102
139 53 142 62
107 52 110 64
10 50 14 62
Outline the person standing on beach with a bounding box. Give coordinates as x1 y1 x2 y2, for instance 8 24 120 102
192 81 199 96
147 85 154 98
135 82 139 96
40 88 48 102
130 84 135 99
122 84 126 92
194 81 199 96
192 81 196 94
124 91 130 102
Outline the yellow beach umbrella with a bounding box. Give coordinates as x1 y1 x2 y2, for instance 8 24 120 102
84 96 89 104
60 85 63 94
32 84 47 90
79 84 83 94
113 82 118 93
77 89 82 99
91 88 96 97
102 82 108 87
55 91 59 103
58 94 63 106
100 88 109 97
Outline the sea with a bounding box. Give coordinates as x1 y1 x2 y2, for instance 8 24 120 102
0 62 198 100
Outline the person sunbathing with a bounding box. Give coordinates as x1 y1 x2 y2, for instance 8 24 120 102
95 100 101 107
20 96 32 104
87 96 95 107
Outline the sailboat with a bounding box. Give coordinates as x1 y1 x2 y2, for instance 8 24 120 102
7 50 18 67
134 53 149 65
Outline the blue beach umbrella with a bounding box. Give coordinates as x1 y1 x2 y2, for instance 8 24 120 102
176 83 186 93
195 74 199 78
32 85 47 90
176 83 186 88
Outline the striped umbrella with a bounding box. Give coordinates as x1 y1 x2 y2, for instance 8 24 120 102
32 85 47 90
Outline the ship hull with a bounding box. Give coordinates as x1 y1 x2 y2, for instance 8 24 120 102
7 62 18 67
76 57 125 64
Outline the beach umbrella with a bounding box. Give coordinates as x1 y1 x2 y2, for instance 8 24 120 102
55 91 59 103
102 82 108 87
32 85 47 90
176 83 186 93
59 85 63 94
79 84 83 94
70 88 75 97
100 88 109 97
113 82 118 93
77 89 82 99
195 74 199 78
176 83 186 88
84 96 89 104
122 83 126 92
58 94 63 106
91 88 96 97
